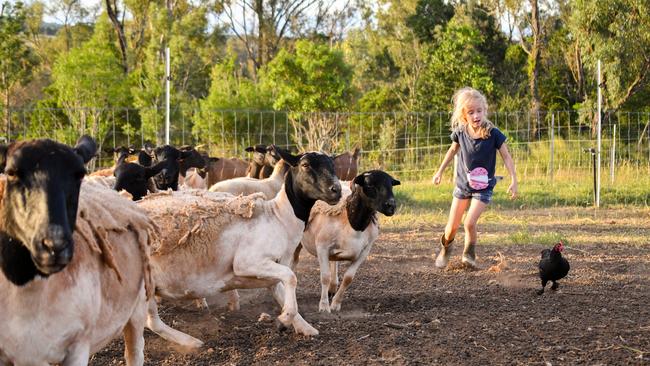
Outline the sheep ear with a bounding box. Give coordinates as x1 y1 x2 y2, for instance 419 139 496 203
392 178 401 186
180 150 194 159
73 135 97 163
353 174 366 187
352 147 361 159
276 147 300 166
0 144 8 171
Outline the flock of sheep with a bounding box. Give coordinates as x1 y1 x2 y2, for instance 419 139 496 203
0 136 398 365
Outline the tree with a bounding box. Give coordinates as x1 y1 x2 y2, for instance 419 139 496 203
46 0 91 52
405 0 454 43
219 0 356 76
131 1 215 145
51 14 130 143
194 48 270 142
0 1 38 138
261 40 354 151
418 17 495 111
519 0 543 120
569 0 650 112
104 0 128 72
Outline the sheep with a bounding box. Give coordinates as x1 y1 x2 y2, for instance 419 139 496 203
89 146 136 177
208 159 290 199
245 144 268 178
298 170 400 313
177 146 209 188
333 147 361 181
137 148 342 336
137 142 155 167
113 160 164 200
152 145 202 191
205 156 249 187
181 167 208 189
0 136 201 366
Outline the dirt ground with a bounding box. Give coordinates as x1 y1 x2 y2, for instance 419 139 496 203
91 209 650 365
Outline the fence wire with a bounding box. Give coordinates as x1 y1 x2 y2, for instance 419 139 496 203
2 108 649 207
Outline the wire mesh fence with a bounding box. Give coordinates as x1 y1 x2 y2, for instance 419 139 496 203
2 108 650 207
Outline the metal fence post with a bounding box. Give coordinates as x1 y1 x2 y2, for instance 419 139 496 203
610 124 616 184
549 113 554 180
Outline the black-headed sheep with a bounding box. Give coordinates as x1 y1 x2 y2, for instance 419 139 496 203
298 170 399 312
137 149 342 336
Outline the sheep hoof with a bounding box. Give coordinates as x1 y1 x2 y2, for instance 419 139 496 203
294 323 319 336
228 301 240 312
318 302 331 313
330 302 341 312
275 319 289 333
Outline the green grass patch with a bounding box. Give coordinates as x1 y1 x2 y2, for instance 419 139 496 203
507 228 568 246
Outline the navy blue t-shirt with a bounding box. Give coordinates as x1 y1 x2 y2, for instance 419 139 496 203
451 126 507 192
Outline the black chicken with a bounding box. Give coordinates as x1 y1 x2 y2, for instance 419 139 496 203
537 241 570 295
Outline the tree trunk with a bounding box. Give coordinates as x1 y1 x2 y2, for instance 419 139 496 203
2 71 9 139
105 0 129 73
528 0 542 140
255 0 265 69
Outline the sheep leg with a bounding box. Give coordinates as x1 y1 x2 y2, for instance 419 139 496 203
551 281 559 291
328 261 339 296
62 342 90 366
123 296 146 366
537 279 548 295
227 290 240 311
237 260 299 326
145 299 204 349
270 282 319 336
291 243 303 271
330 245 372 312
317 246 333 313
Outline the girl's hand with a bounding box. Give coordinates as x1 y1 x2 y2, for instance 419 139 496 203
432 172 442 185
507 181 518 199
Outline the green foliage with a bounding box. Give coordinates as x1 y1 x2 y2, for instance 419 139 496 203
194 49 271 141
508 228 566 246
51 14 130 141
418 17 495 110
405 0 454 43
569 0 650 110
261 40 354 112
0 1 38 132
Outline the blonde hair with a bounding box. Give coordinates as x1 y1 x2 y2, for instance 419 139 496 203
450 87 495 139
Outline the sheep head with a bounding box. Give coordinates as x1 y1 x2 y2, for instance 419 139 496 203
0 136 96 285
352 170 400 216
278 149 341 206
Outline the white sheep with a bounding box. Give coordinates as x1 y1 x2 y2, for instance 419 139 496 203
208 159 289 198
0 138 201 366
298 170 400 313
137 150 342 336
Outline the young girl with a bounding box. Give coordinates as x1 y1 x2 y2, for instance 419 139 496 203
432 87 518 269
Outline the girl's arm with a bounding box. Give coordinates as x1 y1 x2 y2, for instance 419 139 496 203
498 143 518 199
432 142 460 185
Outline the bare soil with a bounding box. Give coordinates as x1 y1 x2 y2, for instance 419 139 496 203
91 211 650 365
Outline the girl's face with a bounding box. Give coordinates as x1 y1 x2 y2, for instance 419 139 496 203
463 99 485 130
